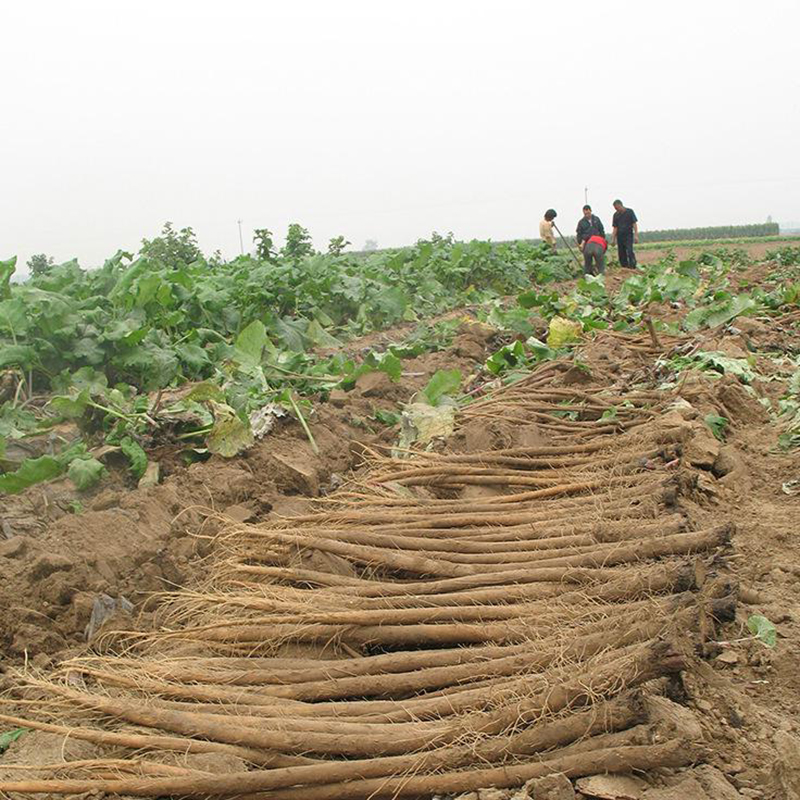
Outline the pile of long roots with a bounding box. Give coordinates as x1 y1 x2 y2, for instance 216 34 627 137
0 359 730 798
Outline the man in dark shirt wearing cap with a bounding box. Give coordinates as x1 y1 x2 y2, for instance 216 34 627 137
576 204 607 275
611 200 639 269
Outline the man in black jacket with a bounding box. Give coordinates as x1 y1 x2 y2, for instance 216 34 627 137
576 205 607 275
611 199 639 269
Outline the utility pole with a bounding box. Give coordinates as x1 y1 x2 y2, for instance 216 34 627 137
237 219 244 255
584 186 588 205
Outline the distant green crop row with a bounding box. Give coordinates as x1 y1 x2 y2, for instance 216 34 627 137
636 235 795 250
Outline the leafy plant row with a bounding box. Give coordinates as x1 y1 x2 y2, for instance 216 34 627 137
0 225 572 492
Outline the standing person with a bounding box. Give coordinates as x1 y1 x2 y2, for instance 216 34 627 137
539 209 558 252
611 199 639 269
576 204 607 275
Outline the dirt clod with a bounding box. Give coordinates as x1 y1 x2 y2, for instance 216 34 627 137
29 553 72 580
0 536 27 559
527 772 575 799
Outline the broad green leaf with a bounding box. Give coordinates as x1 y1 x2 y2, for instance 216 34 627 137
234 320 268 367
306 319 342 348
102 310 147 342
376 286 409 321
49 389 91 419
421 369 462 407
367 351 402 382
177 343 211 375
0 455 63 495
486 340 526 375
0 256 16 299
747 614 777 648
207 416 254 458
0 344 37 369
273 317 308 352
67 457 107 491
0 728 26 753
134 272 163 306
520 291 559 311
120 436 148 480
0 299 29 335
52 366 108 397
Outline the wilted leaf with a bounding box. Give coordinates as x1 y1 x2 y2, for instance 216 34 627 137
747 614 777 648
704 294 757 328
398 402 457 450
546 317 582 347
137 461 160 488
67 457 107 491
207 416 254 457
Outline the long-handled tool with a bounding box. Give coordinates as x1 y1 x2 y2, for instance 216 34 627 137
553 222 583 268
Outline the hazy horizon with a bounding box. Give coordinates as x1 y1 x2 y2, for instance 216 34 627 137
3 0 798 274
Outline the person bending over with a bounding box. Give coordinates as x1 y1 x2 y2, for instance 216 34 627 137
576 204 607 275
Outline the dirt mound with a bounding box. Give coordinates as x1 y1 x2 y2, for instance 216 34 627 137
0 327 491 667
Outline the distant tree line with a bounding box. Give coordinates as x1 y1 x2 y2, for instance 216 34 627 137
637 222 779 243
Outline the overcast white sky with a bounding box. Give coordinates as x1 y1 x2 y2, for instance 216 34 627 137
2 0 799 271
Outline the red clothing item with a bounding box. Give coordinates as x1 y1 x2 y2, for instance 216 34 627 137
587 235 607 251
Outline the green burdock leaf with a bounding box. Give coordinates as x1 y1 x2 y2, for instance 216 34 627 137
0 455 63 495
234 320 268 367
306 319 342 348
0 727 26 753
120 436 148 480
421 369 462 407
0 256 16 299
49 389 91 419
375 352 403 382
486 340 526 375
704 414 728 441
176 343 211 375
0 298 29 335
747 614 777 648
0 344 37 369
67 457 107 491
207 416 254 458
